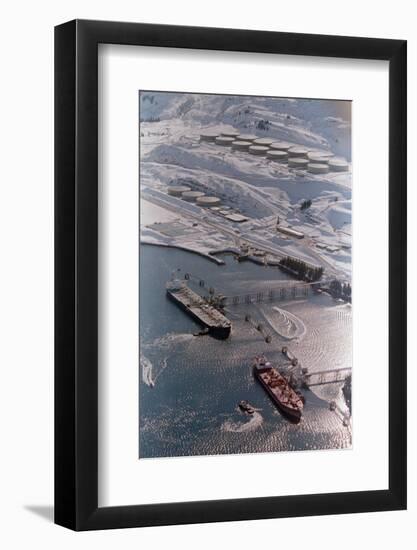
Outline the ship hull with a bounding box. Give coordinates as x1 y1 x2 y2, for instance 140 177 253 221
254 367 302 421
167 289 231 340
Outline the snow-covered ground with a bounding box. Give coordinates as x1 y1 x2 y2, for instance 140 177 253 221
139 92 352 280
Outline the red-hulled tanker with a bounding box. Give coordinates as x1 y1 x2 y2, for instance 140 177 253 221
253 355 304 421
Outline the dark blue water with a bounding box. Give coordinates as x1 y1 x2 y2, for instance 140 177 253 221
139 245 352 458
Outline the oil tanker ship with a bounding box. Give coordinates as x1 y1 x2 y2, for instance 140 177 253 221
166 279 231 339
253 355 304 421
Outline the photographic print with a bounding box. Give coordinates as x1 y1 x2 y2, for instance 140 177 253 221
139 91 352 459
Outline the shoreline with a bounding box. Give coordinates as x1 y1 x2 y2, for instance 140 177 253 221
140 240 225 265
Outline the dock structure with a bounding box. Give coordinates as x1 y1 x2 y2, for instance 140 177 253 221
244 314 272 343
303 367 352 386
223 281 321 306
280 347 352 388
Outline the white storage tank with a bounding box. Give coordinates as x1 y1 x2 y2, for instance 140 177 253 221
266 150 288 162
288 146 309 157
307 163 329 174
288 158 309 168
277 226 304 239
221 130 240 138
232 140 252 151
200 130 219 142
226 213 249 223
328 158 349 172
215 136 235 146
270 142 292 151
249 145 269 156
196 196 221 207
253 137 275 146
181 191 205 201
307 151 333 163
236 134 258 142
167 185 191 197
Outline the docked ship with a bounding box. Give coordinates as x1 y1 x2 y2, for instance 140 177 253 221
253 355 304 421
166 278 232 340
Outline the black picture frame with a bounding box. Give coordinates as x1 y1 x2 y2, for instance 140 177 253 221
55 19 407 531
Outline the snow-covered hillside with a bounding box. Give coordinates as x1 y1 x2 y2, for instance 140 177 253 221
140 92 351 160
139 91 352 280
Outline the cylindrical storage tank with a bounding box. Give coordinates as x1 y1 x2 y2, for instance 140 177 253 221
215 136 235 146
307 151 333 163
181 191 205 202
307 163 329 174
221 130 240 138
236 134 258 142
253 137 275 146
266 150 288 162
328 158 349 172
270 142 292 151
249 145 269 156
232 140 252 151
196 196 221 207
167 185 191 197
200 131 219 142
288 146 309 158
288 158 309 169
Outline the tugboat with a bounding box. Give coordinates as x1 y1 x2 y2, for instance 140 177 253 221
238 400 255 415
253 355 304 421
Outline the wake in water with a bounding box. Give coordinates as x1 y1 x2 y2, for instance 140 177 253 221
221 411 263 433
140 353 155 387
143 332 194 350
140 353 169 387
260 306 307 341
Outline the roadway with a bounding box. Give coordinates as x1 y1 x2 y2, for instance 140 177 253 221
142 187 342 278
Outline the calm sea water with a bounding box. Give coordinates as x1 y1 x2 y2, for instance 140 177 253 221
139 245 352 458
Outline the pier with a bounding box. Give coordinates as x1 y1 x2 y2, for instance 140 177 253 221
280 348 352 427
303 367 352 386
177 272 321 306
222 281 322 306
281 354 351 388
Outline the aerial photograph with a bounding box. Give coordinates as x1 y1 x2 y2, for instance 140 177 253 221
138 90 352 459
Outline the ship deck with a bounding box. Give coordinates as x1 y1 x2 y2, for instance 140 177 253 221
170 286 231 328
256 368 303 411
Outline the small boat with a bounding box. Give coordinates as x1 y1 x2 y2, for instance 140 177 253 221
238 400 255 415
